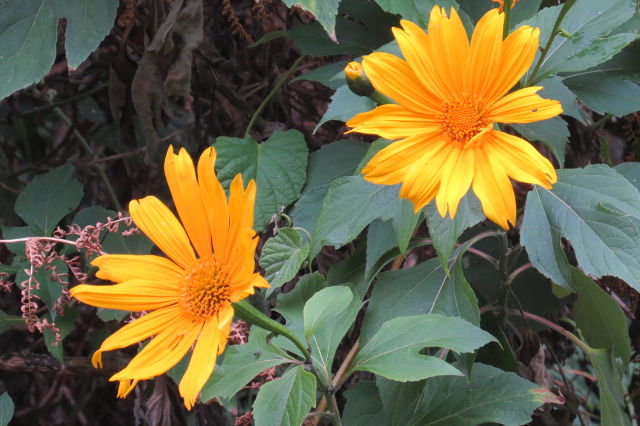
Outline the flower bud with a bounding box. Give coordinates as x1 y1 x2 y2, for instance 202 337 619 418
344 61 374 97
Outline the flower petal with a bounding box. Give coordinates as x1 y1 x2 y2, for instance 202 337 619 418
178 314 227 409
484 25 540 102
91 254 183 285
111 318 202 381
472 147 516 229
347 104 440 140
224 175 257 263
129 196 196 269
488 86 563 123
197 147 230 259
436 146 475 218
466 9 504 101
362 52 441 113
91 306 183 368
71 279 178 311
483 130 557 187
165 147 213 258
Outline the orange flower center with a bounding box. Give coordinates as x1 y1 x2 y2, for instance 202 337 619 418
179 258 231 321
439 99 491 144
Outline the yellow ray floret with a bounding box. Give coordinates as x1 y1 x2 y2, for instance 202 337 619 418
347 6 561 229
71 145 269 409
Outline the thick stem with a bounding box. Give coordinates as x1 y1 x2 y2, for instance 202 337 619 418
502 0 512 38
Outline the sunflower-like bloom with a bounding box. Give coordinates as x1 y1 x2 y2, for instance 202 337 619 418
71 146 269 409
347 7 562 228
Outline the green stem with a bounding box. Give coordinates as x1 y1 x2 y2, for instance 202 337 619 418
527 0 576 85
502 0 512 38
233 300 312 360
244 55 306 139
370 91 392 105
52 107 123 211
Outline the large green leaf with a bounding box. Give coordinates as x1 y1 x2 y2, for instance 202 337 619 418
290 140 368 233
252 366 316 426
315 85 375 132
537 76 586 124
291 60 347 90
374 0 458 27
310 176 405 257
0 392 14 426
259 228 309 291
14 164 83 235
425 191 484 271
521 165 640 290
360 256 479 344
512 117 569 167
342 382 383 426
571 268 631 364
0 0 118 99
214 130 308 232
525 0 638 82
408 363 549 426
201 327 293 402
303 286 352 338
589 348 631 426
366 219 397 277
349 314 494 381
564 73 640 117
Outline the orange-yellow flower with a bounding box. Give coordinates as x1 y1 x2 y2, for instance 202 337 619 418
493 0 520 12
347 7 562 228
71 146 268 409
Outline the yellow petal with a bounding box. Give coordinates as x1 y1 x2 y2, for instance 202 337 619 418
111 319 202 381
472 147 516 229
91 306 183 368
436 146 475 218
488 86 563 123
165 147 213 258
224 175 257 262
71 279 178 311
483 130 557 188
116 379 139 398
179 317 223 409
347 104 440 140
467 9 504 100
129 196 196 269
197 147 230 260
361 52 441 113
91 254 183 285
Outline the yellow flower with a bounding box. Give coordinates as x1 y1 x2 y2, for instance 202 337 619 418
71 146 269 409
347 7 562 228
493 0 520 12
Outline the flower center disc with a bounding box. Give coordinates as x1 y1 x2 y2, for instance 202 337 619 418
179 258 231 321
440 99 490 144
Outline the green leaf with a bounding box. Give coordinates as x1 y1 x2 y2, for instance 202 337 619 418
589 348 630 426
281 0 340 40
0 392 14 426
425 191 484 271
327 243 368 296
310 176 405 257
511 117 569 167
615 162 640 191
252 366 316 426
291 60 347 90
360 256 479 344
408 363 548 426
14 164 83 235
571 268 631 364
366 219 397 277
315 85 375 132
374 0 458 27
291 140 368 233
526 0 638 81
259 228 309 291
376 378 426 426
201 327 293 402
96 308 128 323
101 231 153 256
391 201 420 254
0 0 118 99
43 308 78 362
538 76 586 124
350 314 495 381
521 165 640 290
303 286 352 339
215 130 309 232
274 272 327 343
564 73 640 117
0 309 22 334
342 382 383 426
